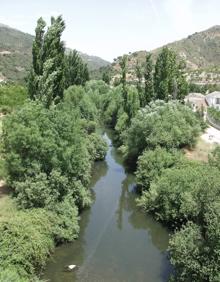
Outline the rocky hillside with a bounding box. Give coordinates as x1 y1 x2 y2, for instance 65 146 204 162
111 26 220 85
0 24 110 83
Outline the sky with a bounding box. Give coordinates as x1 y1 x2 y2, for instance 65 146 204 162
0 0 220 61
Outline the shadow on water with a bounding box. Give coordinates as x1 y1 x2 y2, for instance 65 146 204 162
43 130 172 282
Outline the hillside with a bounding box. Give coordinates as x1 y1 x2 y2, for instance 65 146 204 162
111 26 220 85
0 24 110 83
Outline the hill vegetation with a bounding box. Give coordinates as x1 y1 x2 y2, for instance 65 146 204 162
103 25 220 86
0 24 109 83
0 14 220 282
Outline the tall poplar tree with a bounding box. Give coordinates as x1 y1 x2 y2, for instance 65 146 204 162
154 47 188 101
135 61 143 101
119 55 127 103
28 16 65 107
64 50 89 88
144 53 154 106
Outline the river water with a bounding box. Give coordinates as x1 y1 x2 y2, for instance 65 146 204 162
43 130 171 282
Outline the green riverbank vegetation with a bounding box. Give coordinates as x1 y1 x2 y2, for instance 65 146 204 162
0 16 108 281
100 49 220 281
0 14 219 282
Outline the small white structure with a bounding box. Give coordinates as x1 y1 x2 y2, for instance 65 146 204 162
184 93 207 112
205 91 220 110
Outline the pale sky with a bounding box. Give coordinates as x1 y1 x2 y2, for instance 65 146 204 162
0 0 220 61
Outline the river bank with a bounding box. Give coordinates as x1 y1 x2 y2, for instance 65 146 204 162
43 130 171 282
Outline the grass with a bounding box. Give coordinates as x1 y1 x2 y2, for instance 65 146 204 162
0 193 17 221
184 137 217 162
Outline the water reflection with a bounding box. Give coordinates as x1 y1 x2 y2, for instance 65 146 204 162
43 131 171 282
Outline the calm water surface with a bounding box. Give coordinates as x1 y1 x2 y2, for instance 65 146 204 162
43 130 171 282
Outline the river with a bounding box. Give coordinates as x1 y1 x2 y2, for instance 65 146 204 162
43 130 171 282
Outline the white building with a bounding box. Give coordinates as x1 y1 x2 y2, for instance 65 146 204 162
205 91 220 110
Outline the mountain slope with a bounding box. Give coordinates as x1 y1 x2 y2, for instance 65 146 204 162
110 26 220 84
0 24 33 82
0 24 110 82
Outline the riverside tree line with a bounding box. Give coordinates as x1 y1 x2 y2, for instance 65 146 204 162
0 15 219 282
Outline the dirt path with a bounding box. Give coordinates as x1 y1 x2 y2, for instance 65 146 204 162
0 180 10 199
201 126 220 145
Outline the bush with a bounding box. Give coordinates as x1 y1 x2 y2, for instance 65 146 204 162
124 100 201 162
0 209 55 278
136 147 184 191
51 197 80 243
208 107 220 124
0 267 29 282
169 202 220 282
87 133 108 161
2 101 92 209
64 85 98 121
138 163 220 227
209 146 220 170
0 84 27 113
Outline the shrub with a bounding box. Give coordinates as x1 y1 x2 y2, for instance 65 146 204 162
136 147 184 191
0 84 27 113
0 209 55 277
125 100 201 162
87 133 108 161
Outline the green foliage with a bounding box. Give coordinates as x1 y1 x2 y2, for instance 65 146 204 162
143 53 154 106
119 55 127 93
0 209 55 277
209 146 220 170
28 16 65 107
103 85 124 127
138 164 220 225
65 50 89 88
136 147 184 191
2 101 92 208
102 71 111 84
208 106 220 124
0 25 33 83
135 61 143 99
0 204 80 279
154 47 188 101
138 160 220 281
125 100 201 161
0 267 30 282
124 86 140 121
87 133 108 161
0 84 27 113
51 196 80 242
169 202 220 282
64 85 98 121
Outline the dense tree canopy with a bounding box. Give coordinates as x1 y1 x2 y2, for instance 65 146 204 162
28 16 65 107
154 47 188 101
64 50 89 88
124 100 201 161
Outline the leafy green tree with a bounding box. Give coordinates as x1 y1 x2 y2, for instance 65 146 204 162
28 16 65 107
169 202 220 282
136 147 184 191
64 85 98 121
119 55 127 103
2 101 92 208
135 61 143 99
65 50 89 88
124 86 140 121
0 84 27 113
154 47 188 101
87 133 108 161
125 101 201 162
28 17 46 100
102 71 111 84
209 146 220 170
143 53 154 106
